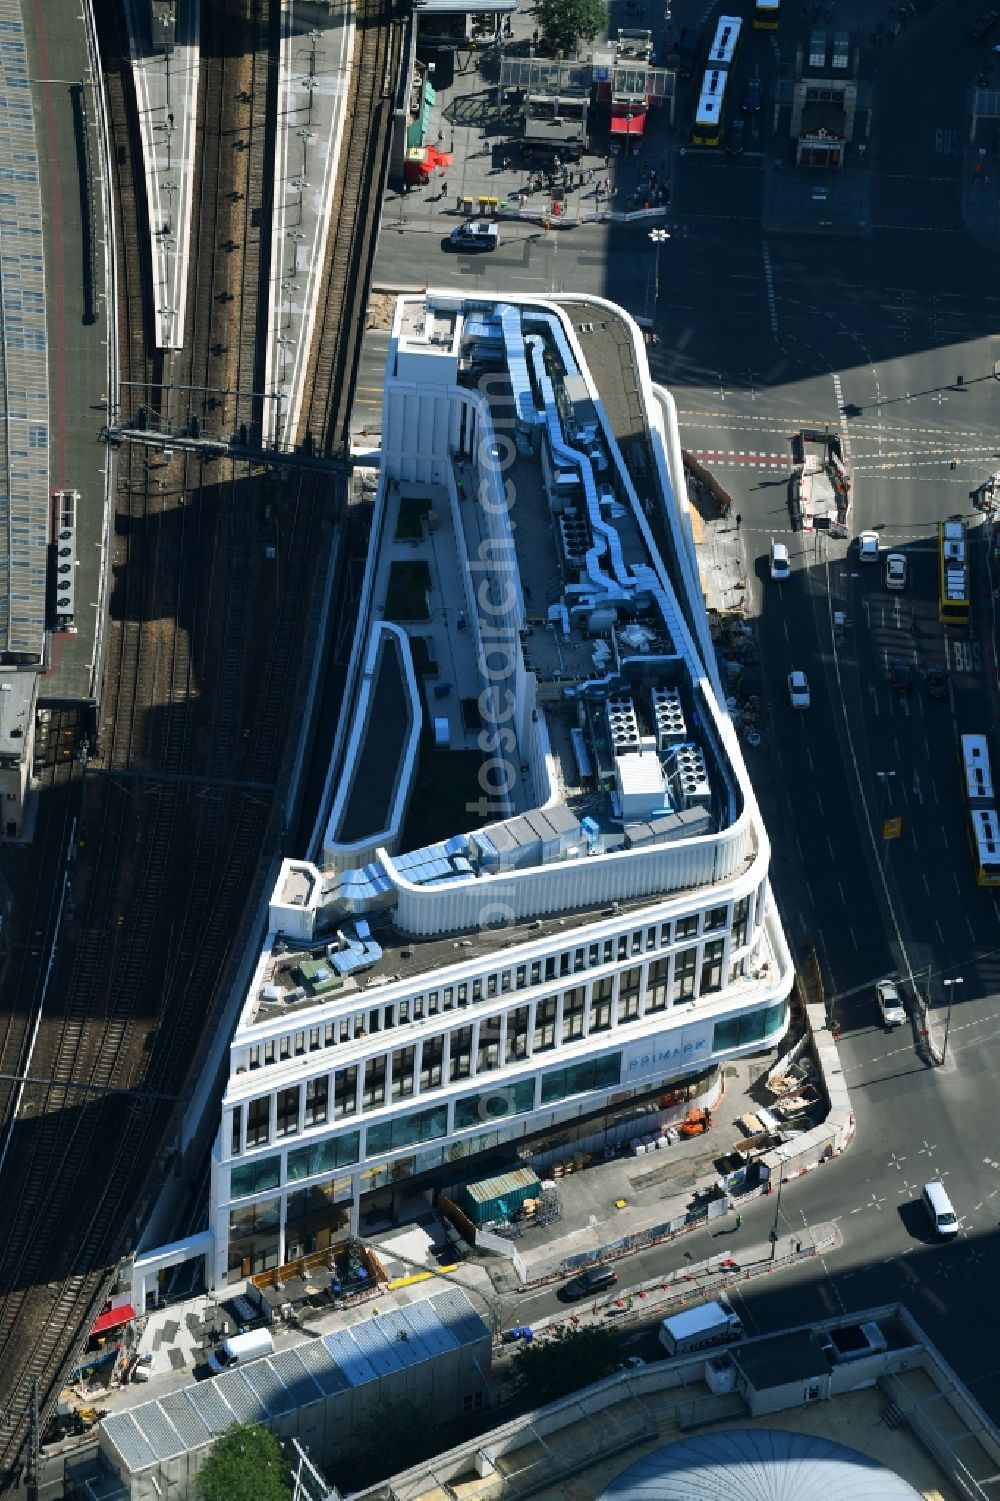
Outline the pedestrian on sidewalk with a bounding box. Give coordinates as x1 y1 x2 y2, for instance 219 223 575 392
735 512 743 530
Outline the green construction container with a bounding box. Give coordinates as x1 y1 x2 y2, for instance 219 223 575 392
461 1167 539 1226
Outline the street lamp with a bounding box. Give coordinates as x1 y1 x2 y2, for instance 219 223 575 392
297 126 316 177
649 227 670 316
769 1163 783 1260
941 977 964 1062
286 228 306 275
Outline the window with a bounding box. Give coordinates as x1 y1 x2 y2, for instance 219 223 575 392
646 927 657 951
428 990 439 1015
304 1076 329 1127
672 947 697 1002
363 1056 387 1110
574 947 586 973
246 1096 270 1148
733 896 750 949
472 979 482 1003
713 1000 786 1053
276 1086 300 1138
367 1103 449 1155
230 1155 280 1199
700 939 725 995
391 1046 416 1100
603 939 614 964
476 1017 502 1074
545 956 556 981
449 1025 473 1081
487 973 497 997
279 1036 290 1062
589 943 599 968
501 970 512 993
618 967 642 1023
249 1046 261 1070
516 965 527 989
230 1107 242 1156
309 1027 321 1052
659 921 672 947
334 1065 358 1119
530 961 541 985
631 930 643 955
443 986 454 1010
562 987 585 1042
384 1006 395 1029
590 977 613 1033
420 1034 444 1091
399 1001 410 1024
647 957 669 1013
264 1041 275 1065
617 934 628 960
324 1023 335 1046
295 1031 306 1055
463 1391 485 1413
339 1019 351 1043
532 997 557 1052
540 1053 622 1106
454 1078 535 1130
705 905 728 933
458 983 468 1006
676 914 699 939
369 1009 381 1033
286 1131 360 1181
506 1006 530 1062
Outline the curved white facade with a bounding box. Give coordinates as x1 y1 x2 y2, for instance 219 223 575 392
206 292 794 1289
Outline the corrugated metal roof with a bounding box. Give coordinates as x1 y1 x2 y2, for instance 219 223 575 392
270 1347 326 1407
214 1369 267 1425
400 1298 459 1358
187 1378 238 1435
242 1356 298 1417
294 1338 352 1397
376 1307 434 1366
159 1390 213 1452
429 1288 492 1347
103 1412 158 1475
464 1167 539 1204
348 1318 407 1377
322 1326 378 1386
133 1400 185 1461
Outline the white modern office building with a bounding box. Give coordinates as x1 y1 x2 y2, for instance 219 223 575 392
206 290 794 1288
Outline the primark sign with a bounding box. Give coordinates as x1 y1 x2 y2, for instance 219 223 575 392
623 1025 711 1083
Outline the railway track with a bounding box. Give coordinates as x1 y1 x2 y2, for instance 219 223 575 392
0 0 399 1482
298 0 401 455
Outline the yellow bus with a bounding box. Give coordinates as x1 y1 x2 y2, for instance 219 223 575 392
938 518 969 625
693 69 727 147
753 0 780 29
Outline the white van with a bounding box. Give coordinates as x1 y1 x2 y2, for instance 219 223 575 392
659 1299 743 1357
921 1180 958 1238
207 1327 274 1374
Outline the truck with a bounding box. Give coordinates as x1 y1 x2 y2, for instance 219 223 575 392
658 1298 744 1358
207 1327 274 1374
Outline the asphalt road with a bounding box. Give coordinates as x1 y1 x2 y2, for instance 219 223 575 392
368 0 1000 1420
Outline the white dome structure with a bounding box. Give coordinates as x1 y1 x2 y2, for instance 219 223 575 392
599 1429 923 1501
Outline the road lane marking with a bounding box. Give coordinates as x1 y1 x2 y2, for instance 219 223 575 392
922 1287 947 1314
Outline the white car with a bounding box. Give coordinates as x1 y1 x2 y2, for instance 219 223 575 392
788 670 810 709
885 552 906 591
875 978 906 1028
858 530 880 564
769 541 791 581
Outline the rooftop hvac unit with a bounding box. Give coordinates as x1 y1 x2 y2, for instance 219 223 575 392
666 742 711 811
651 686 686 749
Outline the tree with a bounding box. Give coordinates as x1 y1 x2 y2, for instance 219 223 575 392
197 1423 292 1501
536 0 606 56
333 1397 442 1492
510 1325 623 1406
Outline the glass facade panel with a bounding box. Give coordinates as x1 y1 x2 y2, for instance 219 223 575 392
589 977 613 1032
286 1130 360 1182
304 1076 328 1127
672 946 697 1002
453 1077 535 1131
246 1096 270 1148
540 1053 622 1106
700 939 725 996
647 957 669 1013
713 1000 787 1054
506 1006 530 1062
532 997 557 1052
229 1154 281 1199
334 1065 358 1118
562 986 585 1042
366 1103 449 1156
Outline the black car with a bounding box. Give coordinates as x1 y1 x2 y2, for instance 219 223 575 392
560 1265 618 1301
742 77 762 112
890 660 913 692
926 668 947 699
725 118 745 156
